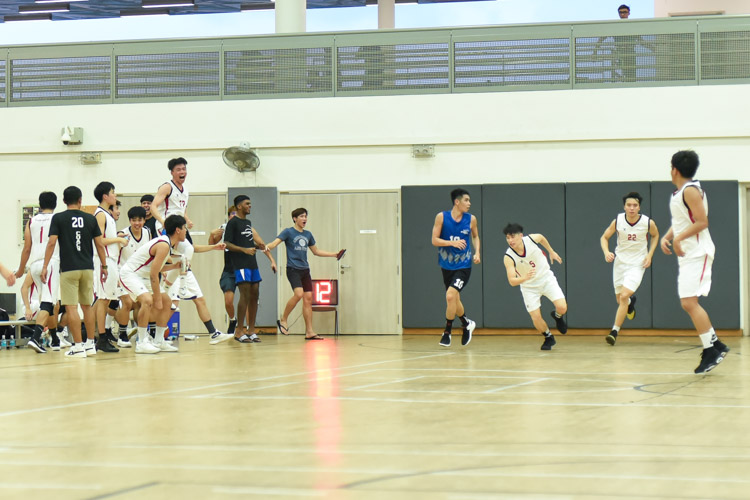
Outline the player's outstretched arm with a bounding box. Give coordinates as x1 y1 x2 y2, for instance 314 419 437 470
15 221 33 278
264 237 282 252
208 227 224 245
192 243 226 253
0 261 16 287
309 245 338 258
600 219 616 263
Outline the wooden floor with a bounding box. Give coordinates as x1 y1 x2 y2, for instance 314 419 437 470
1 333 749 500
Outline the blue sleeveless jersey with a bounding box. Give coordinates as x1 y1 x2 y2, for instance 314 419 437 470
438 210 472 270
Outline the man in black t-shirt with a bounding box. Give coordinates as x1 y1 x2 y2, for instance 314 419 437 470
223 195 276 343
208 205 238 340
39 186 107 358
140 194 158 240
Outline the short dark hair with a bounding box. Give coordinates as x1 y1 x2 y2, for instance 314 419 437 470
168 157 188 171
140 194 154 203
291 207 307 221
63 186 82 205
618 4 630 12
38 191 57 210
94 181 115 203
128 206 147 220
622 192 642 205
451 188 470 204
671 150 700 179
233 195 250 207
503 223 524 236
165 214 186 236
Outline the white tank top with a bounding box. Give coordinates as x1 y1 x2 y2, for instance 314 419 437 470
123 235 171 278
118 226 152 268
505 235 551 286
157 180 189 219
29 212 59 263
615 213 650 266
94 207 120 260
669 180 715 260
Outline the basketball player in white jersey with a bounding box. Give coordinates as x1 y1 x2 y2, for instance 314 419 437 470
14 191 61 352
119 215 187 354
660 150 729 374
600 192 659 345
503 223 568 350
113 206 152 347
93 182 127 354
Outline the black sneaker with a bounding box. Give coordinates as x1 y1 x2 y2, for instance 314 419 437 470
550 311 567 334
541 335 556 351
627 296 637 320
606 330 618 346
439 331 451 347
694 346 723 374
96 340 120 353
461 319 475 346
27 337 47 354
50 336 61 351
713 340 730 360
227 319 237 335
105 331 118 345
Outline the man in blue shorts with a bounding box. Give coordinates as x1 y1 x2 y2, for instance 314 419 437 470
223 195 276 343
265 208 345 340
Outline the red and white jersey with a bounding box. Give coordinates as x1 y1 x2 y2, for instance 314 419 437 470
29 212 59 263
505 236 551 286
93 206 120 259
157 180 189 220
122 235 171 278
670 180 715 260
615 213 650 266
118 226 152 268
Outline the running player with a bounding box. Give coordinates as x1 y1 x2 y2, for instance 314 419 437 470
265 207 343 340
14 191 61 352
431 188 480 347
503 223 568 350
119 214 189 354
600 192 659 345
41 186 107 358
660 150 729 374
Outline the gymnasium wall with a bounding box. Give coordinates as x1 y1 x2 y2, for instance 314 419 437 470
0 84 748 326
402 181 739 330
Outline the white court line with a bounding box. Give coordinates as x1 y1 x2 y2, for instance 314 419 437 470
0 352 453 417
374 367 703 376
359 387 634 396
210 394 750 409
483 378 548 393
436 469 750 485
346 376 425 391
214 486 325 497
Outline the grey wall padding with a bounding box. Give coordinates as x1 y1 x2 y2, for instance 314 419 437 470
650 181 739 329
227 187 279 327
481 184 566 328
565 182 653 328
401 185 484 328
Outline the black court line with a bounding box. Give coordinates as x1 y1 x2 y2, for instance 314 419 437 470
85 481 159 500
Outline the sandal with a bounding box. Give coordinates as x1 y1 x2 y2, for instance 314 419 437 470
276 320 289 335
305 335 324 340
234 334 253 343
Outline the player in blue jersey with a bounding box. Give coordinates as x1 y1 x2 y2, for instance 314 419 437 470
431 188 481 347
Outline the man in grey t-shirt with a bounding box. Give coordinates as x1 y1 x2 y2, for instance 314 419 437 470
265 207 344 340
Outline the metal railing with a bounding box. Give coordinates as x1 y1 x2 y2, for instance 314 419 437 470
2 15 750 107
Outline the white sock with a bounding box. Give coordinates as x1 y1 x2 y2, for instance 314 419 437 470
74 342 83 350
85 338 94 347
137 327 147 342
612 325 621 332
156 326 167 342
709 328 718 344
698 331 713 349
542 330 551 337
105 313 114 328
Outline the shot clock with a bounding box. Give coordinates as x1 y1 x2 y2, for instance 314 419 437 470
311 279 338 306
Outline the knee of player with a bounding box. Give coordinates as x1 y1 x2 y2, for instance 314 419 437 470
556 303 568 315
293 288 305 300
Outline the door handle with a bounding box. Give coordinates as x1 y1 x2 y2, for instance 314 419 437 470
340 264 351 269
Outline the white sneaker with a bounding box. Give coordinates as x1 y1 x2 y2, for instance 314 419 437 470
127 327 139 340
117 337 132 348
135 341 160 354
85 343 97 356
155 339 178 352
57 331 73 348
209 331 233 345
65 348 86 358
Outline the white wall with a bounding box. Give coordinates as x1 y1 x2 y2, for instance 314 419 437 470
1 84 749 299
